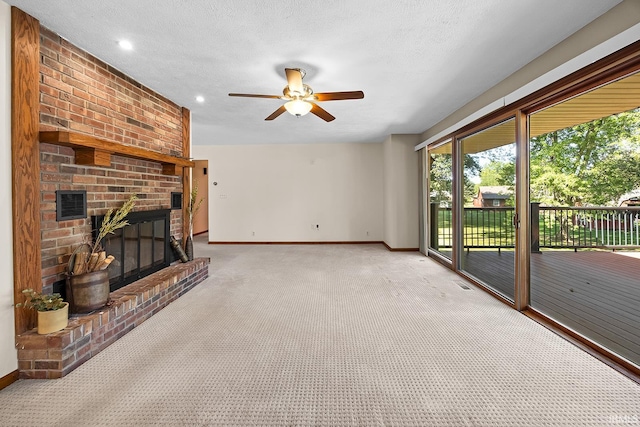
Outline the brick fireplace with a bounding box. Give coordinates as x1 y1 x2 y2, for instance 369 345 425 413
11 11 209 379
37 25 187 296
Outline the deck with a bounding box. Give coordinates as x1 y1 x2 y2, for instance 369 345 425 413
457 250 640 367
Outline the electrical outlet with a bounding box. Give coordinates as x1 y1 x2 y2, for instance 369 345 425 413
366 231 369 236
252 231 255 236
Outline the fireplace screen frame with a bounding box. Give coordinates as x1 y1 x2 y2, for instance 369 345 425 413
92 209 172 292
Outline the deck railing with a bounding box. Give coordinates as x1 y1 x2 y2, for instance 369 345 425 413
533 204 640 250
463 207 515 248
430 203 640 250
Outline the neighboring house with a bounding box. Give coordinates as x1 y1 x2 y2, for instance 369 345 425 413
473 186 513 207
618 189 640 207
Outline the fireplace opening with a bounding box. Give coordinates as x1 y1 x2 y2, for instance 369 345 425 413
92 209 173 292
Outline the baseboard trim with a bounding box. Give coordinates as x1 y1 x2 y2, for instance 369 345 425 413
209 240 420 252
208 241 420 252
0 370 19 390
209 241 384 245
193 230 208 237
382 242 419 252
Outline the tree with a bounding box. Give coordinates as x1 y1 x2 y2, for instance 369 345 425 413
463 154 481 205
429 153 452 207
479 160 515 187
429 153 481 206
585 141 640 205
530 108 640 206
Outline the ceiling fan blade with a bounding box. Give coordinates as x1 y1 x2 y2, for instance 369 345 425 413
285 68 304 93
229 93 282 99
314 91 365 101
310 103 335 122
265 105 287 121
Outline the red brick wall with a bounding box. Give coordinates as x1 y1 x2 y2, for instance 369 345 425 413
38 26 185 293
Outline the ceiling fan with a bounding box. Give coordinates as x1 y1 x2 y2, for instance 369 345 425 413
229 68 364 122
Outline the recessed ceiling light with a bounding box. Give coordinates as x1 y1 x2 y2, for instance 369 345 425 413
118 40 133 50
195 96 205 103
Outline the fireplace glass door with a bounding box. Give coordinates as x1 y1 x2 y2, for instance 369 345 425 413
93 209 171 291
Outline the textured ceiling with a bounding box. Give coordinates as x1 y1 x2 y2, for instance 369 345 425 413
6 0 622 146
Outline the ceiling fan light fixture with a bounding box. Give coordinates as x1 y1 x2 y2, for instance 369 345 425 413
230 67 363 122
284 99 312 117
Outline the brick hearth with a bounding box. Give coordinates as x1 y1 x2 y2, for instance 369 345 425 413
16 259 209 379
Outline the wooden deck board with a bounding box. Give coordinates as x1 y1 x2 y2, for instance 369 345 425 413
458 249 640 366
530 287 640 344
461 249 515 298
535 252 640 291
530 285 640 332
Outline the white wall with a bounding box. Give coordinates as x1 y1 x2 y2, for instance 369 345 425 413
383 134 420 249
193 143 384 242
0 0 17 378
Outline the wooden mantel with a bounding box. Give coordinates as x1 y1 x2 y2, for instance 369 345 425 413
39 131 195 175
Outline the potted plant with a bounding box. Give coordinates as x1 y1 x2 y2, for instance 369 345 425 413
16 289 69 334
66 194 137 313
185 182 204 261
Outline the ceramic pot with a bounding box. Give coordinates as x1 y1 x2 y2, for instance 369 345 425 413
37 303 69 335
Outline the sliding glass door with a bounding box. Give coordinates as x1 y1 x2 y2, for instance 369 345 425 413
422 46 640 372
528 71 640 367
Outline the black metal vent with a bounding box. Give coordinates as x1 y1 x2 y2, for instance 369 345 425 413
56 190 87 221
171 192 182 210
456 281 472 290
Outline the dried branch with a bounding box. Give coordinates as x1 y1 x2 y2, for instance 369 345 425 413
68 194 138 275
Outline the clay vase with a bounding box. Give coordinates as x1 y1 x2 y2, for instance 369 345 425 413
37 303 69 335
185 235 194 261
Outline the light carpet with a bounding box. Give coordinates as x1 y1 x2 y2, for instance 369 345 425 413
1 240 639 426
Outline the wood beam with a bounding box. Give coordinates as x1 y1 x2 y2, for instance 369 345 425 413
182 107 191 242
11 7 40 335
75 148 111 167
162 164 183 176
39 131 195 174
514 110 530 311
